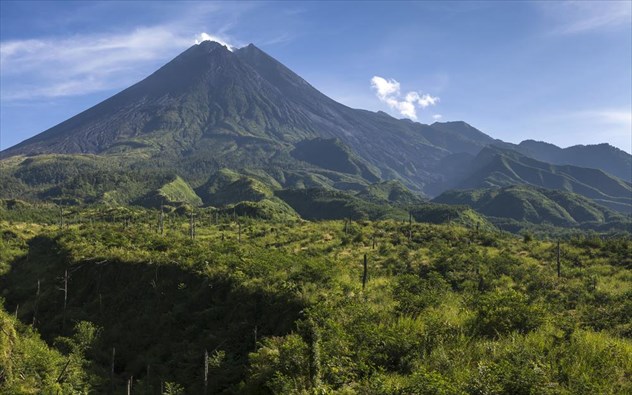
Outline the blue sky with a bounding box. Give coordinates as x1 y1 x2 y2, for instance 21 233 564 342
1 1 631 152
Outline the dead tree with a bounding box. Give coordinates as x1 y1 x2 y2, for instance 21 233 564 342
254 325 258 350
61 269 68 332
159 205 164 235
190 212 196 240
362 254 368 290
32 279 40 326
557 240 561 278
204 349 209 395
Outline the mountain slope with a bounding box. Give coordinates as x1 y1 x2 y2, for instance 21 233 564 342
1 40 629 212
356 180 425 206
453 146 632 213
1 42 436 191
510 140 631 181
434 185 630 229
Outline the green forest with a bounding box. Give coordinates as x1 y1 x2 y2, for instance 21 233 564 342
1 203 630 394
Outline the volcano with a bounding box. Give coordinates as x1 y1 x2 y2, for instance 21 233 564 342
2 41 630 215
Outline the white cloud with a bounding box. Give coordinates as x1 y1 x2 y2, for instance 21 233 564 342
432 114 443 121
371 76 400 99
0 4 239 103
0 27 201 100
539 1 632 35
195 32 234 50
370 76 439 120
419 94 439 108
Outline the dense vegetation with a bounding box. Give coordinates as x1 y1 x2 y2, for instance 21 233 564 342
1 203 630 394
434 185 631 233
453 146 632 214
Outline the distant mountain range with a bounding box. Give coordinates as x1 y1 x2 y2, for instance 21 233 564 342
508 140 631 181
1 40 630 231
434 185 629 231
447 146 632 213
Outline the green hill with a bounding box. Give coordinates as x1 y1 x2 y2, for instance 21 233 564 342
409 203 494 230
222 198 300 221
356 180 425 206
290 138 380 182
454 146 632 214
196 169 274 207
434 185 630 230
137 176 202 208
276 188 407 220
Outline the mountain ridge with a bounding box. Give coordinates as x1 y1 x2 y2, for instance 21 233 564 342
1 40 630 220
434 184 630 231
449 146 632 214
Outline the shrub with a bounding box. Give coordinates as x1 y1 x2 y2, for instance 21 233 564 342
472 289 545 338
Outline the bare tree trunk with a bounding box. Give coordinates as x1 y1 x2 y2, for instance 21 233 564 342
362 254 368 290
557 240 561 278
190 212 195 240
204 349 209 395
32 279 40 326
159 205 164 235
62 269 68 332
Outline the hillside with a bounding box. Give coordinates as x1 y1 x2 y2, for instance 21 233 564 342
434 185 630 232
511 140 631 181
355 180 425 206
452 146 632 214
136 175 203 208
3 40 629 205
0 41 452 194
275 188 407 220
1 209 630 393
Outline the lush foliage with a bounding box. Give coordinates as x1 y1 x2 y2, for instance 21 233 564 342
1 205 630 394
434 185 631 232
